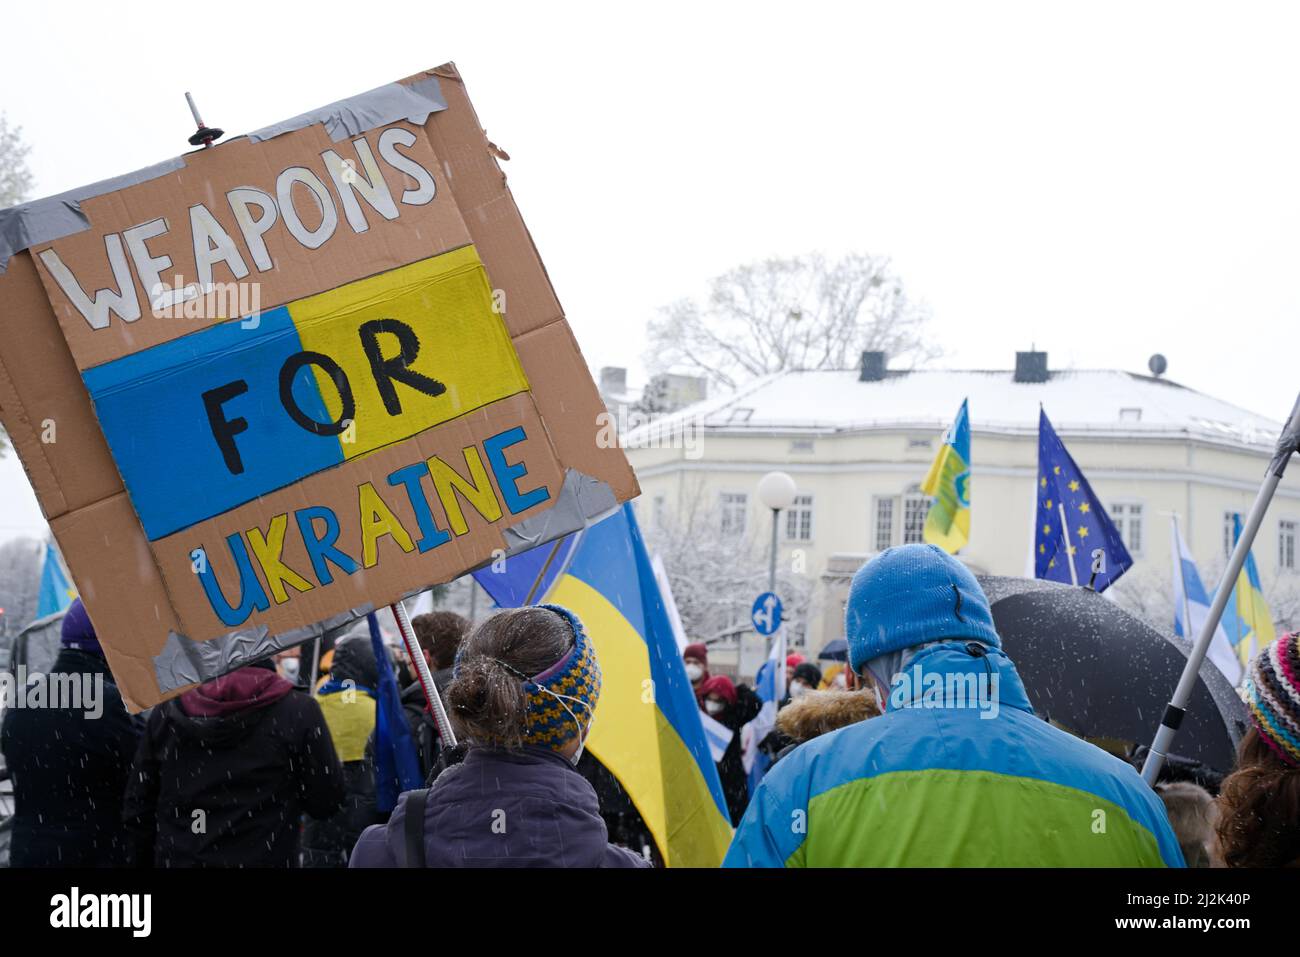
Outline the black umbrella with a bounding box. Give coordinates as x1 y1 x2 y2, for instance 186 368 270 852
977 575 1249 772
818 638 848 662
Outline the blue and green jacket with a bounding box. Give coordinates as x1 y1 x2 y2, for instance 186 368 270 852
724 641 1184 867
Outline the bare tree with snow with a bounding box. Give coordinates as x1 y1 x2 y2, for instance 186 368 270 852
0 116 34 458
643 477 814 652
0 537 43 638
1112 559 1300 645
0 114 33 211
645 252 938 392
1266 575 1300 635
1108 564 1175 635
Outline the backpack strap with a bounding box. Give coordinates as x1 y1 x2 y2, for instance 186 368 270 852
401 788 429 868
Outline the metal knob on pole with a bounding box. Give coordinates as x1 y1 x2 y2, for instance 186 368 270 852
1141 391 1300 785
185 92 224 148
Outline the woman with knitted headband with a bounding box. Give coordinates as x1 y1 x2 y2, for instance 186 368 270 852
1214 631 1300 867
349 605 649 868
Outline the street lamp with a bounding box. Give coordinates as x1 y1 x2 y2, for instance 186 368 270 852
757 470 797 593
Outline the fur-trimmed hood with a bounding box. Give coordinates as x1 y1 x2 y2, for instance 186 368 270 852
776 689 881 743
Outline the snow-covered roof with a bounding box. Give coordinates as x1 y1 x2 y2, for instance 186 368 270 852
622 368 1283 451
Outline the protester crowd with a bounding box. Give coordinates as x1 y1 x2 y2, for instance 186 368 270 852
1 544 1297 868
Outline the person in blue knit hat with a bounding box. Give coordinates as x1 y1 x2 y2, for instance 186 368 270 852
725 544 1184 867
844 542 1002 704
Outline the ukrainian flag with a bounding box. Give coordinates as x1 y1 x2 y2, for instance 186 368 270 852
1221 513 1277 669
36 542 76 619
473 504 733 866
922 399 972 554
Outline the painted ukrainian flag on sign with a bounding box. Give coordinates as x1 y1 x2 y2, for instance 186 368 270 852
1222 513 1278 669
473 504 733 867
80 245 527 541
921 399 971 554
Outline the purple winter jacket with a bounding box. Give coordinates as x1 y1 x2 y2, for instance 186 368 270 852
349 745 651 868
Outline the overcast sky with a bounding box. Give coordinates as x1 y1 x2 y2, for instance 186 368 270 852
2 1 1298 541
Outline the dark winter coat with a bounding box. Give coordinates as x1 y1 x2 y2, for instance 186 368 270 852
348 745 651 868
400 671 452 781
301 638 383 866
123 666 346 868
299 757 381 867
0 648 141 867
712 683 762 826
575 750 655 857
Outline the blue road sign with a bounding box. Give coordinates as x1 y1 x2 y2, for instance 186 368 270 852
752 591 783 636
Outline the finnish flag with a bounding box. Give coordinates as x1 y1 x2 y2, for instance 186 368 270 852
1170 520 1242 686
700 709 735 763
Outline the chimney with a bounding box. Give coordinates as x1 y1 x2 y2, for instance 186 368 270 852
859 351 887 382
599 366 627 396
1014 351 1048 383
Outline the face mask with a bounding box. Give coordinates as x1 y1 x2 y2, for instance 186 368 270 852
685 663 704 682
790 681 810 699
705 699 726 716
279 658 300 683
832 672 847 690
571 717 594 766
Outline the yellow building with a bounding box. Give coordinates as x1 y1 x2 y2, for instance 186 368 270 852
625 352 1299 675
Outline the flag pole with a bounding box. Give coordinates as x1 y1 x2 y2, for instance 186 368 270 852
524 537 566 606
390 599 457 749
1058 502 1079 586
1142 391 1300 785
1222 515 1244 667
306 636 322 694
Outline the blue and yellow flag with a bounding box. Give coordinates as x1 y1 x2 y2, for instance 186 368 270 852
921 399 971 553
1220 513 1277 668
36 542 76 619
473 505 733 867
1035 409 1132 591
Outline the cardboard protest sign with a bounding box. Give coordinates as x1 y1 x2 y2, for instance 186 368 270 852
0 64 638 710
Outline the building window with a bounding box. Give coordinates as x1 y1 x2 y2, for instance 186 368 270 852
789 439 814 454
719 492 747 537
1224 512 1238 559
874 497 894 551
785 495 813 541
903 490 930 544
1109 502 1144 556
1280 520 1297 572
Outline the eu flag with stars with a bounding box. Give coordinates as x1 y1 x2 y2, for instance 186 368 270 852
1035 409 1132 592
